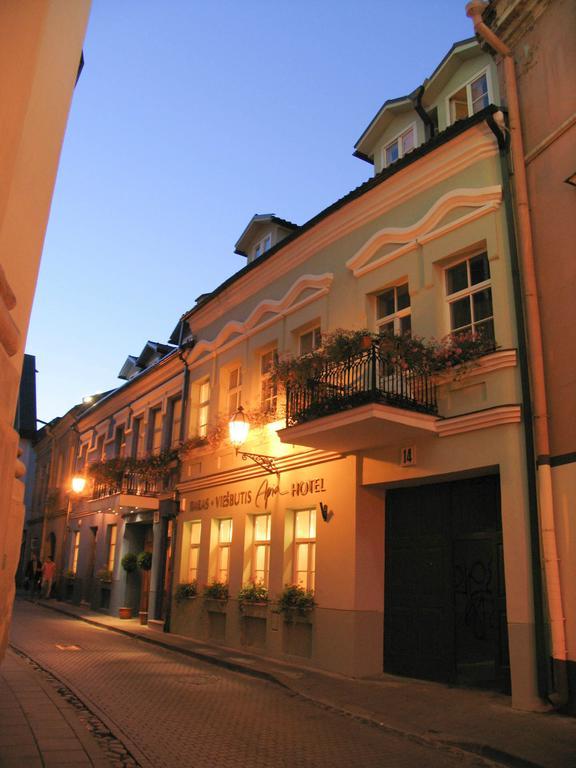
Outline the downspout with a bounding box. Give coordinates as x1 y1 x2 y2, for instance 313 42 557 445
466 1 568 704
412 85 435 140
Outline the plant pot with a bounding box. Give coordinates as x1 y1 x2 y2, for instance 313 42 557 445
204 598 228 613
118 607 132 620
360 335 373 350
239 601 268 619
138 611 148 625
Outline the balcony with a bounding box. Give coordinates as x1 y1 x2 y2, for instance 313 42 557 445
91 471 175 500
277 344 439 453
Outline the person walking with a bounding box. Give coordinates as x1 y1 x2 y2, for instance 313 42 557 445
40 555 56 599
24 553 42 598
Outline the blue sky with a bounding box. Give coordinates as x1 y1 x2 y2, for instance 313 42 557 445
27 0 474 422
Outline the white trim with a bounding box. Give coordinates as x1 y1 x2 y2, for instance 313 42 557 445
437 405 521 437
381 121 417 169
434 349 517 385
445 67 493 126
347 186 502 278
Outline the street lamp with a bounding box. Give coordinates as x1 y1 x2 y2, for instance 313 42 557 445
228 406 279 475
61 475 87 581
71 476 86 494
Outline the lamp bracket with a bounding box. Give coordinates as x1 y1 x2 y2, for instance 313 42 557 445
237 450 279 475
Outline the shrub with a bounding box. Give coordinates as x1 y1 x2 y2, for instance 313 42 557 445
96 568 113 582
238 582 269 604
121 553 138 573
175 582 198 602
137 551 152 571
203 581 229 600
277 584 315 616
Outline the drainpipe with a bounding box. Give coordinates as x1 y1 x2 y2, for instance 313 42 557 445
412 85 435 140
466 0 568 705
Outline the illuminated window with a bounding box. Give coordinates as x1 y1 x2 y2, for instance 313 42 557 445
294 509 316 591
227 367 242 417
188 521 201 582
107 525 117 572
260 350 277 413
384 125 416 167
299 326 321 355
449 72 490 123
216 519 233 583
71 531 80 575
445 252 494 341
198 381 210 438
376 283 411 336
252 514 271 587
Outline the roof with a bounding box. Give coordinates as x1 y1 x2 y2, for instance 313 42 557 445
172 104 500 336
234 214 299 257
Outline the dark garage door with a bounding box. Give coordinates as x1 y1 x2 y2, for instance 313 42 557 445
384 476 510 690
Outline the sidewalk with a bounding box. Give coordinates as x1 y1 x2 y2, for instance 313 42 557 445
0 646 111 768
22 599 576 768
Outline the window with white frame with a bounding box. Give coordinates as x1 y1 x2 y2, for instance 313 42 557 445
299 326 322 356
107 525 117 572
448 72 490 123
383 125 416 167
187 521 201 582
227 367 242 417
260 350 277 413
71 531 80 574
376 282 411 336
198 380 210 438
167 397 182 448
254 234 272 260
216 518 233 583
445 252 494 341
149 408 162 454
252 514 271 587
294 508 316 592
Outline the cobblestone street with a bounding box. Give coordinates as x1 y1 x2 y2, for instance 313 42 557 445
6 602 494 768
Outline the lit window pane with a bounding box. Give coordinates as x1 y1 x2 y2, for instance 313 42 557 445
254 514 270 541
446 262 468 294
450 297 472 330
190 521 201 545
472 288 493 322
296 543 308 572
377 289 395 318
469 253 490 285
219 519 232 544
295 510 313 539
309 509 316 538
396 283 410 310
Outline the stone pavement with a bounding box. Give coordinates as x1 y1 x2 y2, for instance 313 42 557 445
17 598 576 768
0 646 112 767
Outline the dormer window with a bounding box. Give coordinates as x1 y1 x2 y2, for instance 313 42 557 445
383 125 416 168
448 71 490 124
254 234 272 260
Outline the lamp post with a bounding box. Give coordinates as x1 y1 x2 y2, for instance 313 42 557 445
61 475 86 578
228 406 279 475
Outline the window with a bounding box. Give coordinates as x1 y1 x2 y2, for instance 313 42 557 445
254 234 272 260
384 125 416 167
198 381 210 438
216 519 233 583
149 408 162 454
445 252 494 341
71 531 80 575
114 426 126 458
167 397 182 448
294 508 316 591
132 417 145 458
376 282 411 336
299 326 322 355
107 525 117 572
77 443 88 472
227 367 242 417
252 514 271 587
449 72 490 123
188 521 201 582
260 350 277 413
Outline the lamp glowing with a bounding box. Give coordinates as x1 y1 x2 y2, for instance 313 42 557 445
71 476 86 494
229 406 250 449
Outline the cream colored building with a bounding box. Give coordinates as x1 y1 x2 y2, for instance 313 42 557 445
0 0 91 660
170 40 546 711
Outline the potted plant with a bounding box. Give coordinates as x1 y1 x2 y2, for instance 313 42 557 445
175 581 198 603
137 551 152 571
277 584 315 622
238 582 269 617
118 606 132 620
121 552 138 573
203 581 229 611
96 568 113 583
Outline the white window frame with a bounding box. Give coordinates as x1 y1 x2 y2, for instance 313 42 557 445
254 233 272 260
252 513 271 587
148 406 163 454
168 396 182 448
375 281 411 336
381 122 417 168
197 380 210 438
299 326 322 356
215 518 233 584
187 520 202 582
226 366 242 417
444 251 494 340
293 508 316 592
446 67 492 125
260 349 277 414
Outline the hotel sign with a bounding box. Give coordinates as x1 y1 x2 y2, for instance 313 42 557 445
189 476 327 512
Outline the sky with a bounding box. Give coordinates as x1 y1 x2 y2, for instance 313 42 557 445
26 0 474 423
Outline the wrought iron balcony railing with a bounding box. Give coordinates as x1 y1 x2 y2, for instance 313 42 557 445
285 344 437 427
91 470 176 500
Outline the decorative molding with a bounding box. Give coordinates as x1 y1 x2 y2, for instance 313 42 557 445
346 186 502 278
436 405 521 437
435 349 517 385
187 273 334 366
0 265 19 357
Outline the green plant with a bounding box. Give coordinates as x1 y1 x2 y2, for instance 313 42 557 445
121 552 138 573
203 581 229 600
96 568 113 582
175 582 198 602
277 584 315 616
238 582 269 605
137 551 152 571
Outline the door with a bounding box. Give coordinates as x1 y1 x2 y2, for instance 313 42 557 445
384 476 509 690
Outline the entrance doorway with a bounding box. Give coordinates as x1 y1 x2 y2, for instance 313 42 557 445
384 475 510 690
